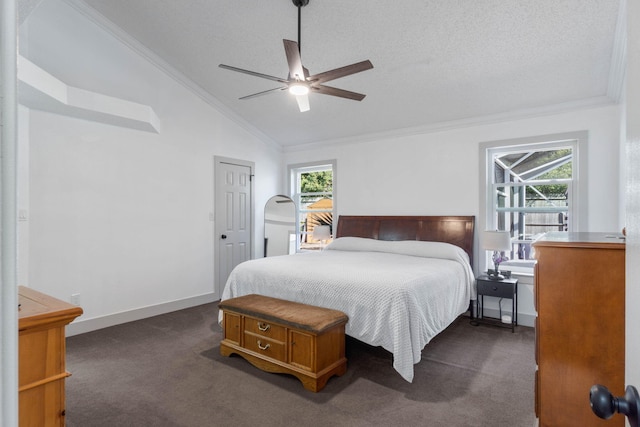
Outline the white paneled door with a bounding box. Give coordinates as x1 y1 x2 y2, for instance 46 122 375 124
215 158 253 297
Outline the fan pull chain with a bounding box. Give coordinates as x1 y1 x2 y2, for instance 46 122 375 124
297 4 302 56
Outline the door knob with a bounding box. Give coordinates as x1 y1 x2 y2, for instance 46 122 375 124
221 234 227 239
590 384 640 427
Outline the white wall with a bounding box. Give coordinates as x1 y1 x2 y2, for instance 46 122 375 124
285 105 621 229
284 104 622 326
17 106 29 287
20 0 281 334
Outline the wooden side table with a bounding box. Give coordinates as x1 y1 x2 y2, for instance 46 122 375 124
19 286 83 426
471 275 518 332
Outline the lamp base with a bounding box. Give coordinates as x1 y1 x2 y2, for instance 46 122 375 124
487 269 505 280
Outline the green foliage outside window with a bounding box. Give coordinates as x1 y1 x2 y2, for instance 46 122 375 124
524 149 572 200
300 171 333 204
301 171 332 193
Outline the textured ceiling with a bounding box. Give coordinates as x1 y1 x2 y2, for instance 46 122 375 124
58 0 622 148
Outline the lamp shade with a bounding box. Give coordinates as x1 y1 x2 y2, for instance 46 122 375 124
312 225 331 241
483 230 512 252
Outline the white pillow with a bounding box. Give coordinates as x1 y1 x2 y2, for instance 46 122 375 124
325 236 470 264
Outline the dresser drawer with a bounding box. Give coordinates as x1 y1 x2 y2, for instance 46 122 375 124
533 263 539 312
243 332 286 362
244 316 286 341
477 279 515 298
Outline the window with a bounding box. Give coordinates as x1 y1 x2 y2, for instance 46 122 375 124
480 132 587 274
289 161 336 252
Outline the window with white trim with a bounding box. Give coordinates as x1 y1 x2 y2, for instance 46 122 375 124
480 132 587 274
289 161 336 252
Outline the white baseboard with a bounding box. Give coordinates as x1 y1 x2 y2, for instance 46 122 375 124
66 292 218 337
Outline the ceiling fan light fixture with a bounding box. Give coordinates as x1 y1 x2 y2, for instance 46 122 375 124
219 0 372 112
289 83 309 96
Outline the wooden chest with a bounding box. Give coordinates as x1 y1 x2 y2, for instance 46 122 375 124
219 294 348 392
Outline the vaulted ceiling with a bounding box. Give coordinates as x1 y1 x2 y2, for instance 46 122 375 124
27 0 625 149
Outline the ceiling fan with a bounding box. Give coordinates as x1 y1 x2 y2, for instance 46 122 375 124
219 0 373 112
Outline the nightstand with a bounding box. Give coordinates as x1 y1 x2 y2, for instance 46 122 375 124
472 275 518 332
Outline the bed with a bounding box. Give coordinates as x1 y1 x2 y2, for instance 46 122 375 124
220 215 475 383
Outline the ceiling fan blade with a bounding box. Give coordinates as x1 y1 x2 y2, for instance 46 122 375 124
239 86 288 100
219 64 289 84
313 85 366 101
283 39 306 81
308 60 373 84
295 94 310 112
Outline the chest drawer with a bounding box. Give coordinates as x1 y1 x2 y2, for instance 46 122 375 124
244 316 286 341
243 332 286 362
477 279 515 298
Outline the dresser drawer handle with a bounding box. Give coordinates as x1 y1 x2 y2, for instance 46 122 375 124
492 286 498 291
257 340 270 351
257 322 270 332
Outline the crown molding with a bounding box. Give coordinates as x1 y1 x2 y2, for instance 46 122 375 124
62 0 281 152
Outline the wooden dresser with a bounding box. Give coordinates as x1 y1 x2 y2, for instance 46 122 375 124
533 232 625 427
219 294 348 392
18 286 83 427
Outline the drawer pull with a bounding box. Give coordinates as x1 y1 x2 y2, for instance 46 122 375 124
257 322 270 332
492 286 498 291
257 340 270 351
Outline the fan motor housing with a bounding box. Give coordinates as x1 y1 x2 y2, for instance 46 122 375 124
292 0 309 7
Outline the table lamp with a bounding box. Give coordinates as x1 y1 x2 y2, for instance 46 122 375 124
312 225 331 244
484 230 512 280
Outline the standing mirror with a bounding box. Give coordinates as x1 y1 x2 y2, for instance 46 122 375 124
264 195 296 257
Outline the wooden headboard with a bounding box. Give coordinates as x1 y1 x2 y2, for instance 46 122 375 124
335 215 475 264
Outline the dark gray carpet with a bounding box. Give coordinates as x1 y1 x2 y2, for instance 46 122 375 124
65 303 535 427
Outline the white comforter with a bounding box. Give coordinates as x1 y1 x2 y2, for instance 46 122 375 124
220 237 475 383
